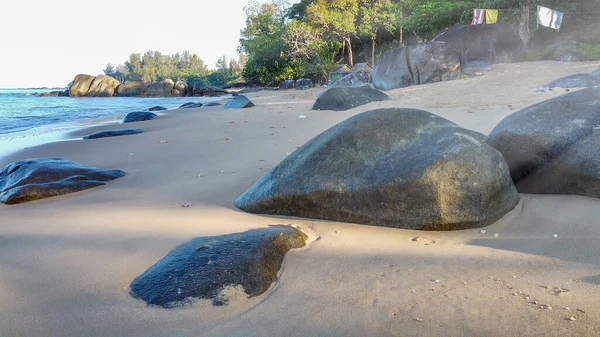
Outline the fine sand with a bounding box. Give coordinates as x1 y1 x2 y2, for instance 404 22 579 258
1 61 600 337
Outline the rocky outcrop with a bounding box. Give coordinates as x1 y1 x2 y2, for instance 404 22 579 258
487 88 600 198
83 129 144 139
86 75 121 97
329 72 370 88
173 81 188 96
433 22 525 72
147 106 167 111
192 86 230 97
130 225 307 307
203 102 222 107
224 95 255 109
372 41 462 90
146 79 174 97
296 79 313 90
0 158 125 204
122 111 157 123
69 74 96 97
542 69 600 89
236 108 519 230
116 81 149 97
313 87 390 111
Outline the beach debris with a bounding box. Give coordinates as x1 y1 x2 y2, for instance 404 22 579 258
567 316 577 321
220 171 225 173
577 309 586 313
412 237 436 245
159 140 168 144
493 233 499 238
553 234 558 238
434 279 441 283
537 304 553 310
479 229 487 234
298 115 307 119
181 203 191 208
413 318 423 322
198 174 203 177
128 153 135 156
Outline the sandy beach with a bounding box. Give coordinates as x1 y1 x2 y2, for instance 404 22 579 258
2 61 600 336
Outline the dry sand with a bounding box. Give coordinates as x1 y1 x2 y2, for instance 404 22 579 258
1 61 600 336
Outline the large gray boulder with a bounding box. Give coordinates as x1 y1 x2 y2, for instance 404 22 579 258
329 72 369 88
0 158 125 204
130 225 307 307
86 75 120 97
236 108 519 231
372 41 462 91
68 74 96 97
542 69 600 89
487 88 600 198
224 95 255 109
433 22 525 72
313 87 390 111
146 79 174 97
116 81 149 97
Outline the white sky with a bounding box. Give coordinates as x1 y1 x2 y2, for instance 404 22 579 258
0 0 299 88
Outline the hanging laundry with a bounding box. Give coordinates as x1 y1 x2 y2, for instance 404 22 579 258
485 10 499 24
472 9 485 25
537 5 564 31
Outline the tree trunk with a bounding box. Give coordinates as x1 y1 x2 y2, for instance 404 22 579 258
518 0 532 47
345 37 354 67
372 37 376 66
399 27 404 47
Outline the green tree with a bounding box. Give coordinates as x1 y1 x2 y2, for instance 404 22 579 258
359 0 397 66
306 0 359 66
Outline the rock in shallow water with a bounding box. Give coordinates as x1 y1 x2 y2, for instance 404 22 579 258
0 158 125 204
313 87 390 111
82 129 144 139
487 88 600 198
148 106 167 111
122 111 157 123
236 108 519 231
130 225 307 307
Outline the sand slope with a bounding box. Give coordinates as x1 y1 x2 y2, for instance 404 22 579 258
1 61 600 336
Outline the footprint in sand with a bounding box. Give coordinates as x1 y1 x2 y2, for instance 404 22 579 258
412 237 436 245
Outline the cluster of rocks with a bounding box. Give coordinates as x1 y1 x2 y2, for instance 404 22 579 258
372 22 525 91
278 78 314 90
67 75 233 98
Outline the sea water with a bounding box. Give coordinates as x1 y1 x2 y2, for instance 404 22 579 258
0 89 220 159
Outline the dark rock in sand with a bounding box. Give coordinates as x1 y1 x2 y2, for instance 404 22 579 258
296 78 313 90
433 22 525 72
130 225 307 307
83 128 144 139
224 95 255 109
0 158 125 204
236 108 519 231
203 102 222 107
487 88 600 198
279 80 295 90
542 69 600 89
193 86 230 97
313 87 390 111
122 111 157 123
372 41 462 91
179 102 203 109
148 106 167 111
69 74 96 97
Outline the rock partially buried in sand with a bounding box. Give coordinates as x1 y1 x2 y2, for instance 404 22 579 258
148 106 167 111
130 225 307 307
487 88 600 198
224 95 255 109
203 102 222 107
542 69 600 89
122 111 157 123
313 87 390 111
236 108 519 231
83 128 144 139
0 158 125 204
179 102 203 109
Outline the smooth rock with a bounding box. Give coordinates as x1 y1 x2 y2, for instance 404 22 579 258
146 79 174 97
0 158 125 204
86 75 120 97
148 106 167 111
83 129 144 139
68 74 96 97
542 69 600 89
122 111 157 123
179 102 203 109
236 108 519 230
313 87 390 111
224 95 255 109
203 102 222 107
130 225 307 307
487 88 600 198
116 81 149 97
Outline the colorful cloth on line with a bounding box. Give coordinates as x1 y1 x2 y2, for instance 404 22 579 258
537 5 563 31
485 10 498 24
472 9 485 25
